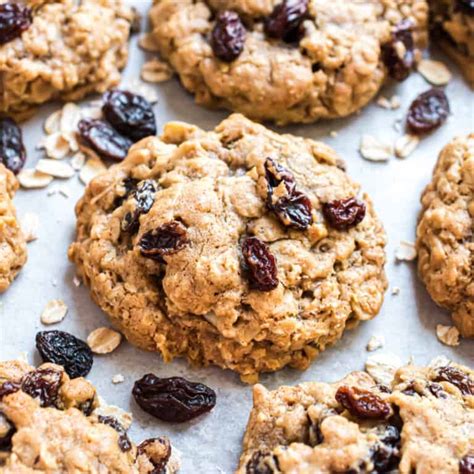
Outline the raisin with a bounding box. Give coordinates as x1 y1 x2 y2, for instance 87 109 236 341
122 180 157 233
371 425 401 472
98 415 132 452
102 90 156 142
427 382 446 399
139 221 188 262
456 0 474 14
322 197 366 230
382 20 415 81
308 408 338 446
78 118 133 161
241 236 278 291
21 368 62 408
0 2 32 45
265 0 309 43
36 331 93 379
137 437 172 473
460 455 474 474
0 117 27 174
0 381 19 400
132 374 216 423
246 450 279 473
335 386 390 420
211 10 246 62
264 158 312 230
406 88 450 134
434 366 473 396
0 412 15 451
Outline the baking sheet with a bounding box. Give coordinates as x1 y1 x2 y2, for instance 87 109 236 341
1 2 473 472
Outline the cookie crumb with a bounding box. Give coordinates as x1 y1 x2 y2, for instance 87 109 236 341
93 399 133 429
21 212 40 242
112 374 125 384
124 79 159 104
365 353 403 386
41 299 68 325
376 96 392 109
329 130 338 138
395 240 417 261
73 276 82 287
395 134 419 158
138 33 160 52
87 327 122 354
391 286 400 295
436 324 460 347
366 335 385 352
359 134 392 161
417 59 452 86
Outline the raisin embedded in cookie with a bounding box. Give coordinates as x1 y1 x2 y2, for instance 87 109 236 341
0 0 134 120
430 0 474 86
0 359 180 473
237 360 474 473
147 0 428 125
69 114 387 382
416 134 473 337
0 164 27 293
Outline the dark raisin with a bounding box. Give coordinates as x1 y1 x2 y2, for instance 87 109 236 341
434 366 473 396
0 381 19 400
21 368 62 408
0 2 32 45
371 425 401 473
98 415 132 452
382 20 415 81
406 88 450 134
102 90 156 142
456 0 474 15
114 177 138 208
335 386 390 420
241 236 278 291
0 117 27 174
78 118 133 161
132 374 216 423
139 221 188 262
122 180 157 233
36 331 93 379
0 412 15 451
265 0 309 43
137 437 172 474
427 382 446 399
211 10 246 62
264 158 312 230
460 455 474 474
322 197 366 230
246 450 279 473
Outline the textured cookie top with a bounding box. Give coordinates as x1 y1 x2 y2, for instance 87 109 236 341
416 134 474 337
0 0 133 119
0 164 27 293
69 114 387 381
237 360 474 473
0 360 179 473
149 0 428 125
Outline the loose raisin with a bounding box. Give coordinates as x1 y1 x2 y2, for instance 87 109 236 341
139 221 188 262
132 374 216 423
21 367 62 408
406 88 449 134
122 180 157 233
241 236 278 291
78 118 133 161
371 425 401 472
382 20 415 81
264 158 313 230
322 197 366 230
98 415 132 452
36 331 93 379
335 386 390 419
137 437 172 473
434 366 473 396
102 90 156 142
460 455 474 474
0 412 15 451
0 2 32 45
211 10 246 62
0 381 19 400
265 0 308 43
246 450 279 473
0 117 27 174
456 0 474 14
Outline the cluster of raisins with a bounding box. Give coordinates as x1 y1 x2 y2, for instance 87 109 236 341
78 90 156 161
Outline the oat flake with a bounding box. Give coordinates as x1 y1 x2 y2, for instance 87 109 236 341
366 335 385 352
418 59 452 86
359 135 392 161
44 132 71 160
41 299 68 325
79 158 107 185
112 374 125 384
436 325 460 347
365 353 403 386
18 169 53 189
36 159 75 179
87 327 122 354
21 213 40 242
395 134 420 158
141 58 173 83
395 240 417 261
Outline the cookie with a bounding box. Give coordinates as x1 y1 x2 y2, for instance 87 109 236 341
0 164 26 293
147 0 428 125
237 359 473 473
416 134 473 337
69 114 387 382
0 0 134 120
0 359 180 473
430 0 474 86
